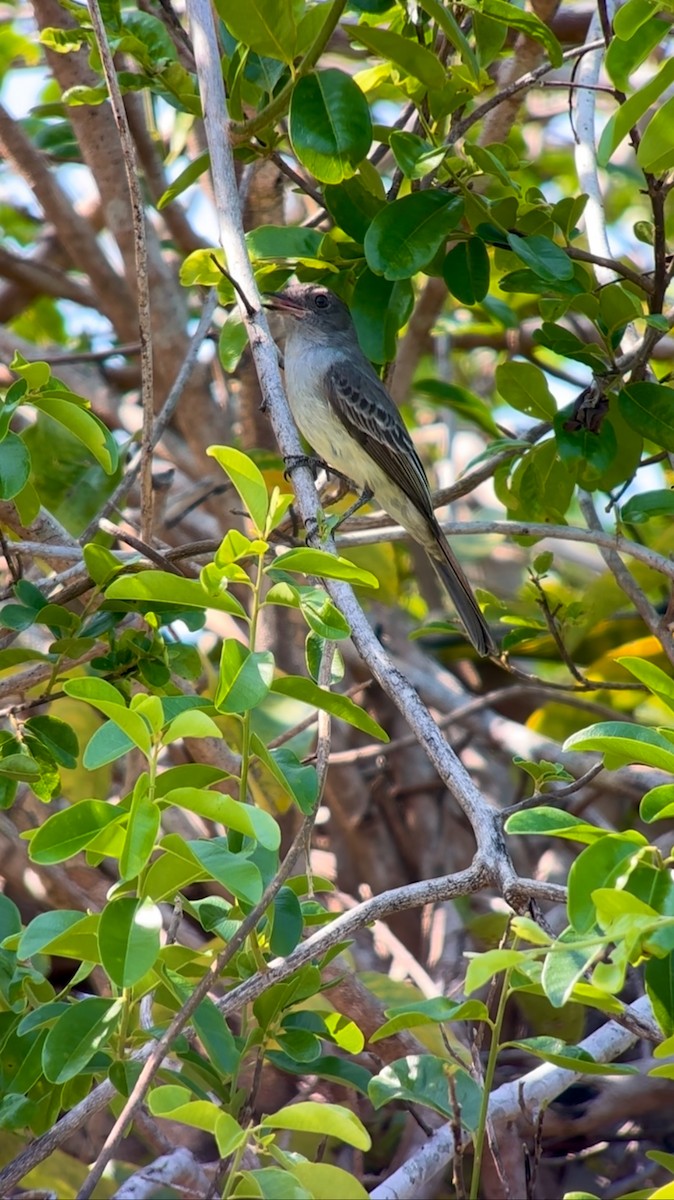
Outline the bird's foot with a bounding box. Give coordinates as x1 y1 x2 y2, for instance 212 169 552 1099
327 486 374 533
283 454 327 482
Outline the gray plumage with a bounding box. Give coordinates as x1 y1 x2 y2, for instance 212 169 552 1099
266 283 495 657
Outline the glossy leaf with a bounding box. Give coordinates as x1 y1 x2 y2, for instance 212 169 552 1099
207 445 269 531
618 383 674 452
365 192 464 281
98 897 162 987
262 1101 371 1149
346 26 445 90
42 997 123 1083
106 570 246 618
215 642 275 713
271 675 388 740
369 1056 482 1129
271 547 378 587
495 361 556 421
165 788 279 849
215 0 297 62
28 800 123 864
443 238 490 305
564 722 674 774
289 70 372 184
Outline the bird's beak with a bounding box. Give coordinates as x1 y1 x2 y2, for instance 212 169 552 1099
264 292 307 318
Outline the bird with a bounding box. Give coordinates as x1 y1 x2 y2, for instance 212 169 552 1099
265 283 496 657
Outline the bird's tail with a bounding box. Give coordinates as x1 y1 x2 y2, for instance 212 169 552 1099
427 532 496 657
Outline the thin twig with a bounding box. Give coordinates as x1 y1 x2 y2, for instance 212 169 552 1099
87 0 154 542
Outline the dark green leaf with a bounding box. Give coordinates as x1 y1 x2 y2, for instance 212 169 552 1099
365 192 464 281
506 233 573 282
369 1056 482 1129
443 238 490 305
289 70 372 184
24 716 78 768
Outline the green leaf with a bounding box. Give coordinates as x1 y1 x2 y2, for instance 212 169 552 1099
506 233 573 282
443 238 490 305
606 14 670 92
637 93 674 174
31 395 118 473
416 0 480 80
622 488 674 526
165 788 280 850
28 800 123 865
323 177 384 241
207 445 269 531
271 675 388 741
269 886 303 955
262 1101 371 1149
564 722 674 773
364 192 464 281
63 678 152 756
105 570 246 618
0 433 31 500
646 950 674 1036
98 897 162 987
599 57 674 166
541 933 597 1008
163 709 224 743
17 911 87 960
618 656 674 714
215 0 297 61
568 834 647 932
350 271 413 364
371 998 489 1041
473 0 562 65
24 716 79 768
119 781 160 880
289 1163 368 1199
251 736 319 814
42 997 123 1083
83 721 134 770
158 150 209 208
389 132 447 181
188 838 263 904
618 383 674 451
414 378 500 437
271 548 378 587
640 784 674 824
369 1057 482 1129
504 1037 637 1075
246 224 324 263
218 313 248 374
495 361 556 421
215 642 275 713
289 70 372 184
465 948 528 994
346 26 446 90
505 807 608 845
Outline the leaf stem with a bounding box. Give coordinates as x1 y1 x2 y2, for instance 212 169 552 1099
469 962 513 1200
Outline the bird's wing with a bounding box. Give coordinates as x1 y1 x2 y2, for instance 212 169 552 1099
326 358 435 520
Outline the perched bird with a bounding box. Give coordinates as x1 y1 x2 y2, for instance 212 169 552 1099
266 283 496 657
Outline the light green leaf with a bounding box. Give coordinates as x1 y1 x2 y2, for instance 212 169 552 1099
98 897 162 987
271 548 378 587
207 445 269 531
106 570 246 618
31 395 118 473
215 0 297 62
215 642 275 713
164 787 280 849
0 433 31 500
261 1101 371 1150
495 360 556 420
28 800 123 865
271 675 388 741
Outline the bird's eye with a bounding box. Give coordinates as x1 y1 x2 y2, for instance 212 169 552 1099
314 293 329 309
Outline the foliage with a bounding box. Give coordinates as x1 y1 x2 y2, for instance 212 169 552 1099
1 0 674 1197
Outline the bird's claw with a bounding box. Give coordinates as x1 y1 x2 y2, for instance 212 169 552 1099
283 454 327 482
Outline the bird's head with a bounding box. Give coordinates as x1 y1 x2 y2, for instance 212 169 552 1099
265 284 354 342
